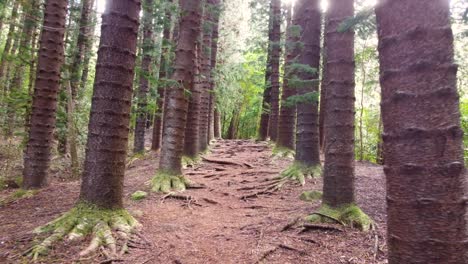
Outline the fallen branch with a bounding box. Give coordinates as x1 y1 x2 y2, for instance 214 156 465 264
161 194 202 207
300 223 344 233
281 217 301 232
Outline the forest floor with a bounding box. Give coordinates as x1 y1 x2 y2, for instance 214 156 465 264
0 138 388 264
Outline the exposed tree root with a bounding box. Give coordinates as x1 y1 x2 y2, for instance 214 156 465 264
151 171 192 193
24 203 141 261
240 179 286 200
305 204 373 231
279 162 322 185
300 223 344 233
160 193 202 207
271 146 295 159
201 157 253 168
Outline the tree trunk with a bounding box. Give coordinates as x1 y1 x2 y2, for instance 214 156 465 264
79 0 140 208
207 0 220 143
152 2 173 151
277 3 296 150
22 0 68 189
376 1 467 263
267 0 281 142
134 0 154 153
322 0 356 207
79 0 97 93
214 107 221 138
319 18 329 152
258 0 275 141
226 110 238 140
0 1 19 87
159 0 202 175
294 0 321 167
198 1 213 152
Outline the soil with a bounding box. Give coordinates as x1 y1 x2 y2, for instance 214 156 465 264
0 139 388 263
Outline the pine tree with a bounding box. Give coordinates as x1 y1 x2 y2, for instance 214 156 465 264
267 0 281 142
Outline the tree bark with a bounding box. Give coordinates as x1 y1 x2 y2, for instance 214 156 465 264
294 0 321 167
159 0 202 175
22 0 68 189
267 0 281 142
134 0 154 153
322 0 356 207
214 107 221 138
207 0 220 143
277 3 296 150
376 1 467 263
79 0 141 208
152 1 173 151
319 18 329 152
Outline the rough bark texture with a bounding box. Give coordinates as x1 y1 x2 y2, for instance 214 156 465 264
183 41 201 157
276 3 296 150
152 2 173 151
294 0 321 166
376 1 467 263
207 0 220 143
79 0 141 208
159 0 202 175
214 107 221 138
134 0 154 153
319 19 329 151
267 0 281 142
322 0 356 207
198 1 213 152
22 0 68 189
258 1 274 141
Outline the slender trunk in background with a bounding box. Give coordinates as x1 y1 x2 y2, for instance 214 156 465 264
322 0 356 207
376 1 467 262
258 1 274 141
214 107 221 138
79 0 97 93
358 47 367 162
183 41 201 157
294 0 321 167
267 0 281 142
208 0 220 143
0 1 19 88
80 0 140 208
159 0 202 175
22 0 68 189
227 109 238 140
277 3 296 150
152 1 173 151
134 0 154 153
319 19 329 151
198 1 213 152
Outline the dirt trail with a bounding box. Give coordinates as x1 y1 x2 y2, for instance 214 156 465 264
0 139 387 263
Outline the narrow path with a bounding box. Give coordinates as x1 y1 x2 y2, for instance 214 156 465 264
0 139 387 263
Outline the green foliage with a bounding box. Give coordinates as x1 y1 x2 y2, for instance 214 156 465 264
131 191 148 201
460 99 468 164
280 161 321 185
151 170 192 193
300 190 323 202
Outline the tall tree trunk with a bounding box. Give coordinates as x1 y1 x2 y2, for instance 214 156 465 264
0 1 19 86
214 107 221 138
22 0 68 189
152 1 173 151
159 0 202 175
258 0 275 141
226 109 238 140
183 41 201 157
207 0 220 143
376 1 467 263
277 3 296 150
294 0 321 167
134 0 154 153
267 0 281 142
79 0 97 93
319 18 329 152
79 0 140 208
198 1 213 152
322 0 356 207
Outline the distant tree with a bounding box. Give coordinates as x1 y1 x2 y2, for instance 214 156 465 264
152 0 202 193
22 0 68 189
208 0 221 142
376 0 467 262
134 0 155 153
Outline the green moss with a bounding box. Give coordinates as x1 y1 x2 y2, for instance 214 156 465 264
300 190 323 202
182 155 201 168
151 170 192 193
12 189 38 199
280 162 322 185
305 204 373 231
272 146 295 158
131 191 148 201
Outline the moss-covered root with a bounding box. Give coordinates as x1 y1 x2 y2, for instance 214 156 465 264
25 203 141 261
280 162 322 185
181 155 201 168
272 146 295 159
151 171 192 193
305 204 373 231
299 190 323 202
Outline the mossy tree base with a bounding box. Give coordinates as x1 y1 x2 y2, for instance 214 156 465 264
182 155 201 168
299 190 323 202
25 203 140 260
305 204 372 231
272 146 295 159
280 162 322 185
151 171 192 193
